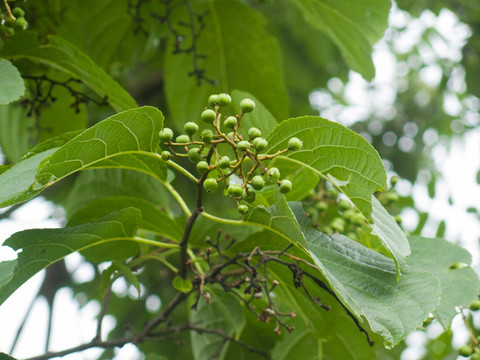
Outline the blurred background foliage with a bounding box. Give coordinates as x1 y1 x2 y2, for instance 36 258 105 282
1 0 480 358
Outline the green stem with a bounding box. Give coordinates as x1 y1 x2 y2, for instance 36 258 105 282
133 236 180 249
163 181 191 217
166 160 198 183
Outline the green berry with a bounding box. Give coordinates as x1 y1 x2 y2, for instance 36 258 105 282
352 213 365 225
242 190 256 203
203 178 218 192
288 137 303 151
224 116 237 129
201 109 216 124
228 184 244 198
315 201 328 212
5 27 14 37
12 7 25 18
208 94 220 107
338 199 350 211
458 344 472 357
470 299 480 311
248 127 262 139
471 353 480 360
342 209 356 221
266 167 280 183
238 204 249 215
196 161 209 174
161 151 171 161
175 135 190 144
201 129 213 143
252 138 268 152
237 140 250 152
14 17 28 29
395 215 402 224
385 192 399 203
219 93 231 106
279 180 292 194
184 122 199 135
188 148 203 163
159 128 174 142
251 175 265 190
240 98 255 113
218 156 231 169
331 217 346 233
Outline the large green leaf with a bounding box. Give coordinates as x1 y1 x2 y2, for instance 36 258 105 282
266 116 387 218
290 0 391 80
1 31 137 112
304 228 440 349
0 60 25 105
0 106 166 208
0 208 141 306
408 236 480 328
0 59 25 105
68 196 183 242
0 148 57 207
269 263 376 360
371 196 410 275
165 0 289 127
0 104 35 163
244 196 439 348
190 287 246 360
0 260 16 288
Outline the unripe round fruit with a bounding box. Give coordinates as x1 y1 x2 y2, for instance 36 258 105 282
219 93 231 106
471 353 480 360
288 137 303 151
159 128 174 142
458 345 472 357
248 127 262 139
315 201 328 212
12 7 25 18
14 17 28 29
203 178 218 192
5 27 14 37
253 137 268 152
201 129 213 143
385 192 399 203
228 184 244 198
470 299 480 311
196 161 209 174
208 94 220 107
331 217 346 233
279 179 292 194
218 156 231 169
175 134 190 144
226 132 235 139
266 167 280 183
188 148 202 163
352 213 365 225
338 199 351 211
240 98 255 113
161 151 171 161
224 116 237 129
395 215 402 224
237 140 250 152
242 190 256 203
238 204 249 215
184 122 199 135
201 109 216 124
251 175 265 190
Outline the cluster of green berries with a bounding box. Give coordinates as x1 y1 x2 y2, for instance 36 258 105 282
457 299 480 359
158 93 303 214
0 7 28 39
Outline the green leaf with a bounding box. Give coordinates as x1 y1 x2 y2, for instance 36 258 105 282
112 261 141 297
0 104 35 163
0 353 17 360
269 263 376 360
266 116 387 218
304 227 440 348
36 106 165 185
0 260 17 288
172 276 193 293
371 196 410 275
408 236 480 328
0 60 25 105
68 196 183 242
0 208 141 306
165 0 289 127
0 148 57 208
290 0 391 80
190 288 246 360
1 31 137 112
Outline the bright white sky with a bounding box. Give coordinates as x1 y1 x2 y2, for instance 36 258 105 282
1 3 479 360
